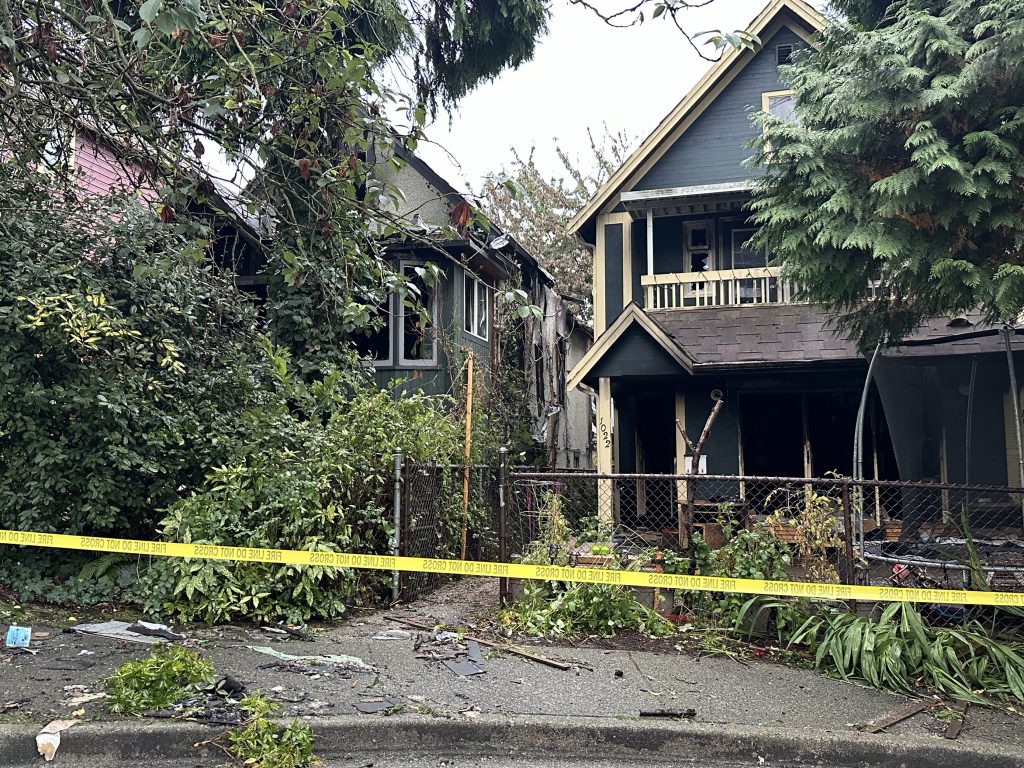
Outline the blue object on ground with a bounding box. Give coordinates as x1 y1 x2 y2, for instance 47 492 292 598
4 624 31 648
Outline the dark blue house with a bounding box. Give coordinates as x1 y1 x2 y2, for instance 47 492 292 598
566 0 1024 528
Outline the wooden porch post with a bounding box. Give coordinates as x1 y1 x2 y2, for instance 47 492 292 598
597 377 615 525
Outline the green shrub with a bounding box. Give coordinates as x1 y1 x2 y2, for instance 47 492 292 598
106 645 214 714
143 370 462 624
226 694 316 768
0 174 269 539
773 601 1024 704
501 579 673 638
675 517 796 633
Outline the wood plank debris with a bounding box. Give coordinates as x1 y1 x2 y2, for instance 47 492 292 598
857 700 930 733
384 616 571 670
639 708 696 719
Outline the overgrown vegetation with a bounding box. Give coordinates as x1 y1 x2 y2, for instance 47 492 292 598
742 601 1024 705
499 497 672 638
143 368 461 624
674 515 797 632
222 694 317 768
105 645 214 715
751 0 1024 346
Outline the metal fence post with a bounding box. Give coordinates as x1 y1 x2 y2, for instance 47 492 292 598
839 482 855 586
392 450 403 603
498 447 509 606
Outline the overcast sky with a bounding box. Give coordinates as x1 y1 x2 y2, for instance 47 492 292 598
416 0 830 196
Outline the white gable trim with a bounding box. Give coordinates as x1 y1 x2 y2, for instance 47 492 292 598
568 0 824 236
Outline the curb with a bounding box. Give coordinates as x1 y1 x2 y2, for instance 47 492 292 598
2 714 1021 767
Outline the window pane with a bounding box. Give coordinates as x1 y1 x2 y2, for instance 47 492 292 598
732 229 766 269
767 94 796 123
464 274 474 334
476 284 489 339
403 266 435 361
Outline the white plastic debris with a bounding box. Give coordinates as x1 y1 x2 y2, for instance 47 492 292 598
36 719 78 762
246 645 374 672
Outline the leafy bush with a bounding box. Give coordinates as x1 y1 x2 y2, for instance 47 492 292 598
499 505 672 638
766 601 1024 704
676 518 796 632
106 645 213 714
143 367 462 624
225 694 316 768
0 172 268 538
501 579 673 638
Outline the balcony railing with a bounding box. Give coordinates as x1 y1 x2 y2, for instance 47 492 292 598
641 267 795 310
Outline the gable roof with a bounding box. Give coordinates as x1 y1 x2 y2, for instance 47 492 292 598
568 0 825 241
567 303 695 390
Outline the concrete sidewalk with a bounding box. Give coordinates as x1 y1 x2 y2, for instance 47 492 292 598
2 579 1024 766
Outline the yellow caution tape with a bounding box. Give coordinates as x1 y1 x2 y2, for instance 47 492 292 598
2 527 1022 607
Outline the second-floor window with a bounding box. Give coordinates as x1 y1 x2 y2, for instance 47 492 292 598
684 220 715 273
463 273 491 341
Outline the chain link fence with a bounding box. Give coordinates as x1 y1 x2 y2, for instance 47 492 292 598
398 461 499 602
505 470 1024 613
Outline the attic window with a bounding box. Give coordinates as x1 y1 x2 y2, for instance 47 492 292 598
776 43 794 64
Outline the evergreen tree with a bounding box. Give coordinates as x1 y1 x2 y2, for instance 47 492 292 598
751 0 1024 347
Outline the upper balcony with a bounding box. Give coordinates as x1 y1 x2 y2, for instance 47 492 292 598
620 182 798 312
642 267 795 310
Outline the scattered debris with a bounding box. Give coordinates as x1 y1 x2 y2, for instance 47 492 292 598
443 659 485 677
466 640 483 665
36 719 78 762
127 621 185 642
943 701 969 740
75 621 170 645
4 624 31 648
858 700 930 733
247 645 374 672
61 686 107 707
614 669 624 678
1 699 28 713
639 708 697 719
353 698 400 714
460 705 482 719
385 616 571 671
213 675 247 698
268 686 307 704
373 629 412 641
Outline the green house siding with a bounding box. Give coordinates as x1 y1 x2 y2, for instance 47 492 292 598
371 256 493 398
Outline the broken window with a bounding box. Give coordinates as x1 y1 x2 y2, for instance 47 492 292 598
400 263 437 365
463 273 491 340
683 220 714 273
352 295 392 365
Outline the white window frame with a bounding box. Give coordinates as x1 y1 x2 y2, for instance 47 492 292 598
398 260 439 367
463 273 491 342
683 219 715 274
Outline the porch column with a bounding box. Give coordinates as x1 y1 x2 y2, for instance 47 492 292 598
597 377 615 525
646 209 654 276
